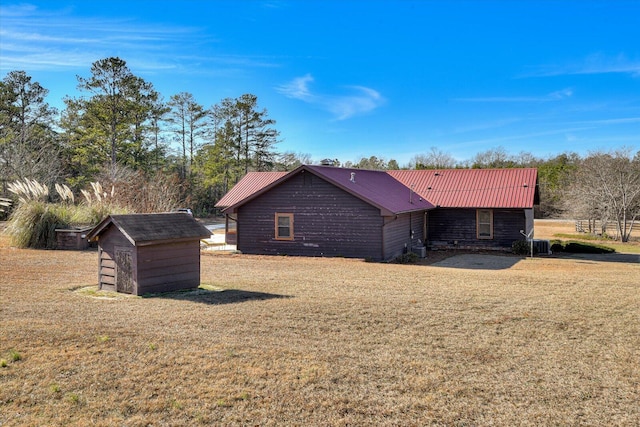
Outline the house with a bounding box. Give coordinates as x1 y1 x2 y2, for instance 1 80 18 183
86 213 212 295
215 165 539 261
388 168 539 250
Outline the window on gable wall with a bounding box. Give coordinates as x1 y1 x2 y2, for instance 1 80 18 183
477 209 493 239
275 213 294 240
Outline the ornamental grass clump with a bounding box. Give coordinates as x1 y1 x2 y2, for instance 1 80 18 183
5 201 59 249
0 197 11 214
4 179 126 249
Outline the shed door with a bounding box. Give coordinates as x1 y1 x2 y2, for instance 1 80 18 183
115 248 134 294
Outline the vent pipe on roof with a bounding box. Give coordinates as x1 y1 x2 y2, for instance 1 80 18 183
350 172 356 183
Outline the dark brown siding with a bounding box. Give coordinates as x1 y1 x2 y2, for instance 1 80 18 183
426 208 525 249
382 212 425 259
237 171 386 260
96 225 201 295
55 227 92 250
136 241 201 294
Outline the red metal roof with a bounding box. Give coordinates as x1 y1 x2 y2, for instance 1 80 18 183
216 167 538 212
306 165 434 214
215 171 286 208
217 165 433 215
388 168 538 208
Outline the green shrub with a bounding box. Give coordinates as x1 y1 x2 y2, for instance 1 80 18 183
512 240 538 255
564 241 615 254
392 252 419 264
550 240 564 253
550 240 615 254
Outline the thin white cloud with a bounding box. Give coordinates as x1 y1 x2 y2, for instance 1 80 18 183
455 116 640 147
456 126 596 147
0 3 276 73
261 1 287 9
453 117 522 134
0 4 38 17
523 53 640 78
328 86 384 120
570 117 640 126
455 88 573 103
276 74 385 120
277 74 315 101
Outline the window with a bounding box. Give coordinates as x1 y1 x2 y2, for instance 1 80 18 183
477 209 493 239
275 213 294 240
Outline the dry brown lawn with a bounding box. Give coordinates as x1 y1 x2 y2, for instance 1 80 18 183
1 225 639 426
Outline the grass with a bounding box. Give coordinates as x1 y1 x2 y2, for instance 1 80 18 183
0 223 639 425
535 219 640 254
551 234 640 255
8 350 22 362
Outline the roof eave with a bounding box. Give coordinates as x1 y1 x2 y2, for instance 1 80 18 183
86 216 113 242
134 235 211 246
222 165 306 212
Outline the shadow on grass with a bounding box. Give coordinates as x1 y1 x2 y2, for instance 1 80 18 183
553 252 640 265
145 287 293 305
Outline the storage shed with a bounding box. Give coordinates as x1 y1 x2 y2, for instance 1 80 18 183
55 226 93 250
86 213 211 296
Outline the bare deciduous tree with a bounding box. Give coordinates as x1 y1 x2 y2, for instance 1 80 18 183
567 149 640 242
410 147 457 169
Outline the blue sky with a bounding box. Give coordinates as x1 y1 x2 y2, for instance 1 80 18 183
1 0 639 165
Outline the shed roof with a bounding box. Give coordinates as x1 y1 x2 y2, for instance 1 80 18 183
218 165 434 215
388 168 538 208
87 213 212 246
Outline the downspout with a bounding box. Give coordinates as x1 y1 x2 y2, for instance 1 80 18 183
408 211 413 251
424 211 428 247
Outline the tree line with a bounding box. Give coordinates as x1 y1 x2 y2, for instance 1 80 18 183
1 57 285 214
1 58 638 240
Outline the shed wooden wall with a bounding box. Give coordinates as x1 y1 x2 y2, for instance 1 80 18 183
56 227 92 250
237 171 388 260
136 241 201 294
97 225 201 295
426 208 525 249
